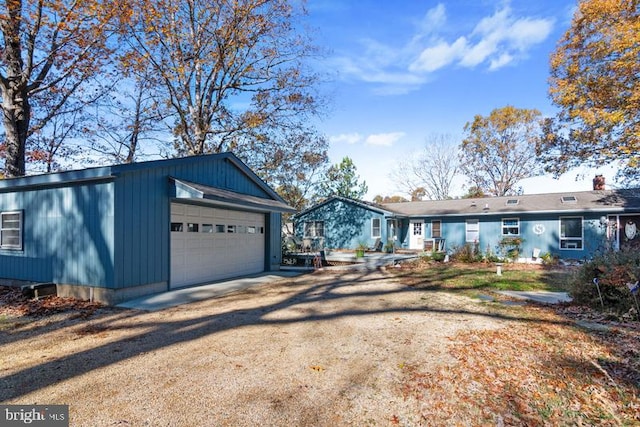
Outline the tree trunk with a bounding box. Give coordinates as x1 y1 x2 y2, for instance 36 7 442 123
2 86 30 178
1 0 29 178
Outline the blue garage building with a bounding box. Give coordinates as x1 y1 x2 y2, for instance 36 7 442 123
0 153 293 304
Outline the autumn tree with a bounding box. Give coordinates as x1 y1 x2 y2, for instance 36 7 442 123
257 129 328 211
372 195 408 204
540 0 640 183
275 139 328 234
123 0 324 159
459 106 543 197
26 112 84 172
316 156 368 201
461 185 487 199
0 0 129 177
86 74 167 164
390 134 459 200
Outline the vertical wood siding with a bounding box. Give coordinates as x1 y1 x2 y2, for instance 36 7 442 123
268 212 282 268
295 200 387 249
113 156 277 288
0 182 115 286
0 155 284 290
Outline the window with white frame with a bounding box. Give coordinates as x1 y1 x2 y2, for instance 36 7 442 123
560 217 583 249
502 218 520 235
431 220 441 238
412 222 422 236
466 219 479 242
371 218 381 238
304 221 324 238
1 211 23 250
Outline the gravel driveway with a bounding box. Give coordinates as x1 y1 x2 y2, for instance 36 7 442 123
1 269 508 426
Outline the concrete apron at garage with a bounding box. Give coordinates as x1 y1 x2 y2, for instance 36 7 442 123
117 271 303 311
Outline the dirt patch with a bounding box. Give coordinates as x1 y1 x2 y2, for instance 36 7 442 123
1 269 638 426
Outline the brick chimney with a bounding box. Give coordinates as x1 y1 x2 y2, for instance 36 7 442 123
593 174 605 190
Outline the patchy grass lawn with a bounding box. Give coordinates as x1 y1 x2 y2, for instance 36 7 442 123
393 260 572 293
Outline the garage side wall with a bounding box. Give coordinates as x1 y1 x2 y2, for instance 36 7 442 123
0 181 115 287
268 212 282 269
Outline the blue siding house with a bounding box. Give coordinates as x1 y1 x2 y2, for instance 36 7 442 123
0 153 293 304
293 196 394 251
294 184 640 262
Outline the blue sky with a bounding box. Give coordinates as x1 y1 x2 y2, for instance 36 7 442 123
304 0 616 200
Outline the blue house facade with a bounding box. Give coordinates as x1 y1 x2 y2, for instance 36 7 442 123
0 153 293 304
294 188 640 262
293 196 395 251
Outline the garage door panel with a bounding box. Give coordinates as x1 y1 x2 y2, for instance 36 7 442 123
170 203 265 289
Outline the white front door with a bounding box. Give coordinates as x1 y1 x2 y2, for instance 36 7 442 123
409 220 424 250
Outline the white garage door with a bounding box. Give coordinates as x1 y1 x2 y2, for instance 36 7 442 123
170 203 265 289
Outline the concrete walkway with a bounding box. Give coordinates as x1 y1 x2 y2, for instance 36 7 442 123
497 290 572 304
117 271 303 311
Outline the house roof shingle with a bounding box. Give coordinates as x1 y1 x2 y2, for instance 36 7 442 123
381 189 640 217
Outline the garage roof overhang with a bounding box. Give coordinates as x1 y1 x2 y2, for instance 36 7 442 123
170 178 296 214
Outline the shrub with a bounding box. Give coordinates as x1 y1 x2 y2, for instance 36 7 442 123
539 252 559 265
418 251 446 262
498 236 524 261
569 249 640 315
450 242 483 263
431 251 446 262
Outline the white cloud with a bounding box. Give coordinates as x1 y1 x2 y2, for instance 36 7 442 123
458 6 554 70
332 3 554 92
459 38 496 67
333 49 427 89
365 132 405 147
329 133 362 145
413 6 555 72
489 52 514 70
420 3 447 32
410 37 467 72
508 18 555 50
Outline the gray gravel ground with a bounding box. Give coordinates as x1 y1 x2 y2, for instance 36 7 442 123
1 269 507 426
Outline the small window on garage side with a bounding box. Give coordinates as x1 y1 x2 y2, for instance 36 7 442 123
216 224 225 233
247 226 256 234
187 223 199 232
202 224 213 233
227 225 236 233
260 227 264 234
171 222 183 232
1 211 23 250
371 218 381 238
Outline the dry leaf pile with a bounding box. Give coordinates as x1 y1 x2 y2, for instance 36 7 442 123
398 305 640 426
0 286 101 319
